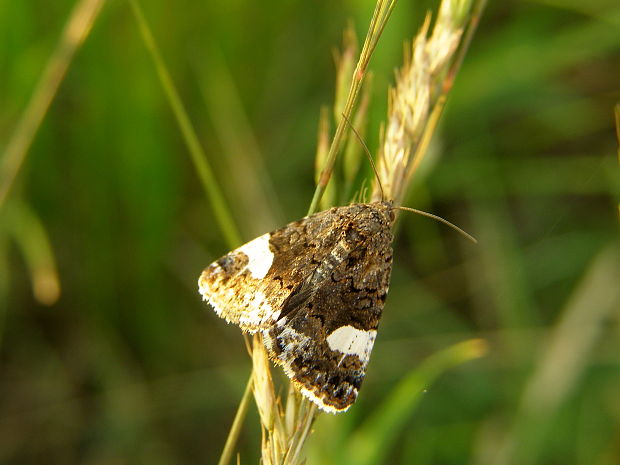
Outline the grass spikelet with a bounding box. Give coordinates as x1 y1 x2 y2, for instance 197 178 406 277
373 0 482 203
252 335 286 464
249 332 319 465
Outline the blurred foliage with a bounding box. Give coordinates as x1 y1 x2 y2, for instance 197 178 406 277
1 0 619 464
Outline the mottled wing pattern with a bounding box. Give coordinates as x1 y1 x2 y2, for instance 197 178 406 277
199 202 395 413
263 203 394 412
199 205 354 332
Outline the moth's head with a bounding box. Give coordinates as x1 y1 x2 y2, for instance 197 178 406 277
380 201 396 224
345 203 394 243
369 201 396 228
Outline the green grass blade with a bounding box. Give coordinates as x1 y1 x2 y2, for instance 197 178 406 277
129 0 241 248
0 0 106 208
2 200 61 307
483 243 620 465
218 374 253 465
343 338 488 465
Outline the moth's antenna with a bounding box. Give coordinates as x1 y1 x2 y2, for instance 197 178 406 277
341 112 385 202
395 206 478 244
339 115 475 244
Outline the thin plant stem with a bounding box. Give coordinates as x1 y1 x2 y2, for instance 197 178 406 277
283 403 317 465
129 0 241 248
307 0 397 216
218 374 254 465
130 2 249 459
0 0 106 208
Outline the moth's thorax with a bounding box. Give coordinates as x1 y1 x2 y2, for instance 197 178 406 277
355 201 394 229
338 202 394 248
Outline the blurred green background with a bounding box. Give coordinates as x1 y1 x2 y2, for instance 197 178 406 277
1 0 619 464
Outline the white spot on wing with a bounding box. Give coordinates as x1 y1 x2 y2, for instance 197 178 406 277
264 323 360 414
326 325 377 364
239 233 274 279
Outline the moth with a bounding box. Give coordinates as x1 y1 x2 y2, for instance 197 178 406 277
198 201 395 413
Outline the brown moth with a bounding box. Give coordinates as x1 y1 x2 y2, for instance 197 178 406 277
198 201 395 413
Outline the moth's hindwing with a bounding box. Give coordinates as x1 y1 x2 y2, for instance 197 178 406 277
198 202 395 413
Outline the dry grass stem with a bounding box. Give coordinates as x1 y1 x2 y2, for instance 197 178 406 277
251 334 318 465
252 334 286 464
217 375 254 465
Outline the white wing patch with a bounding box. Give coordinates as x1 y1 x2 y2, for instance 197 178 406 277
326 325 377 364
263 324 351 414
197 232 283 332
238 233 274 279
